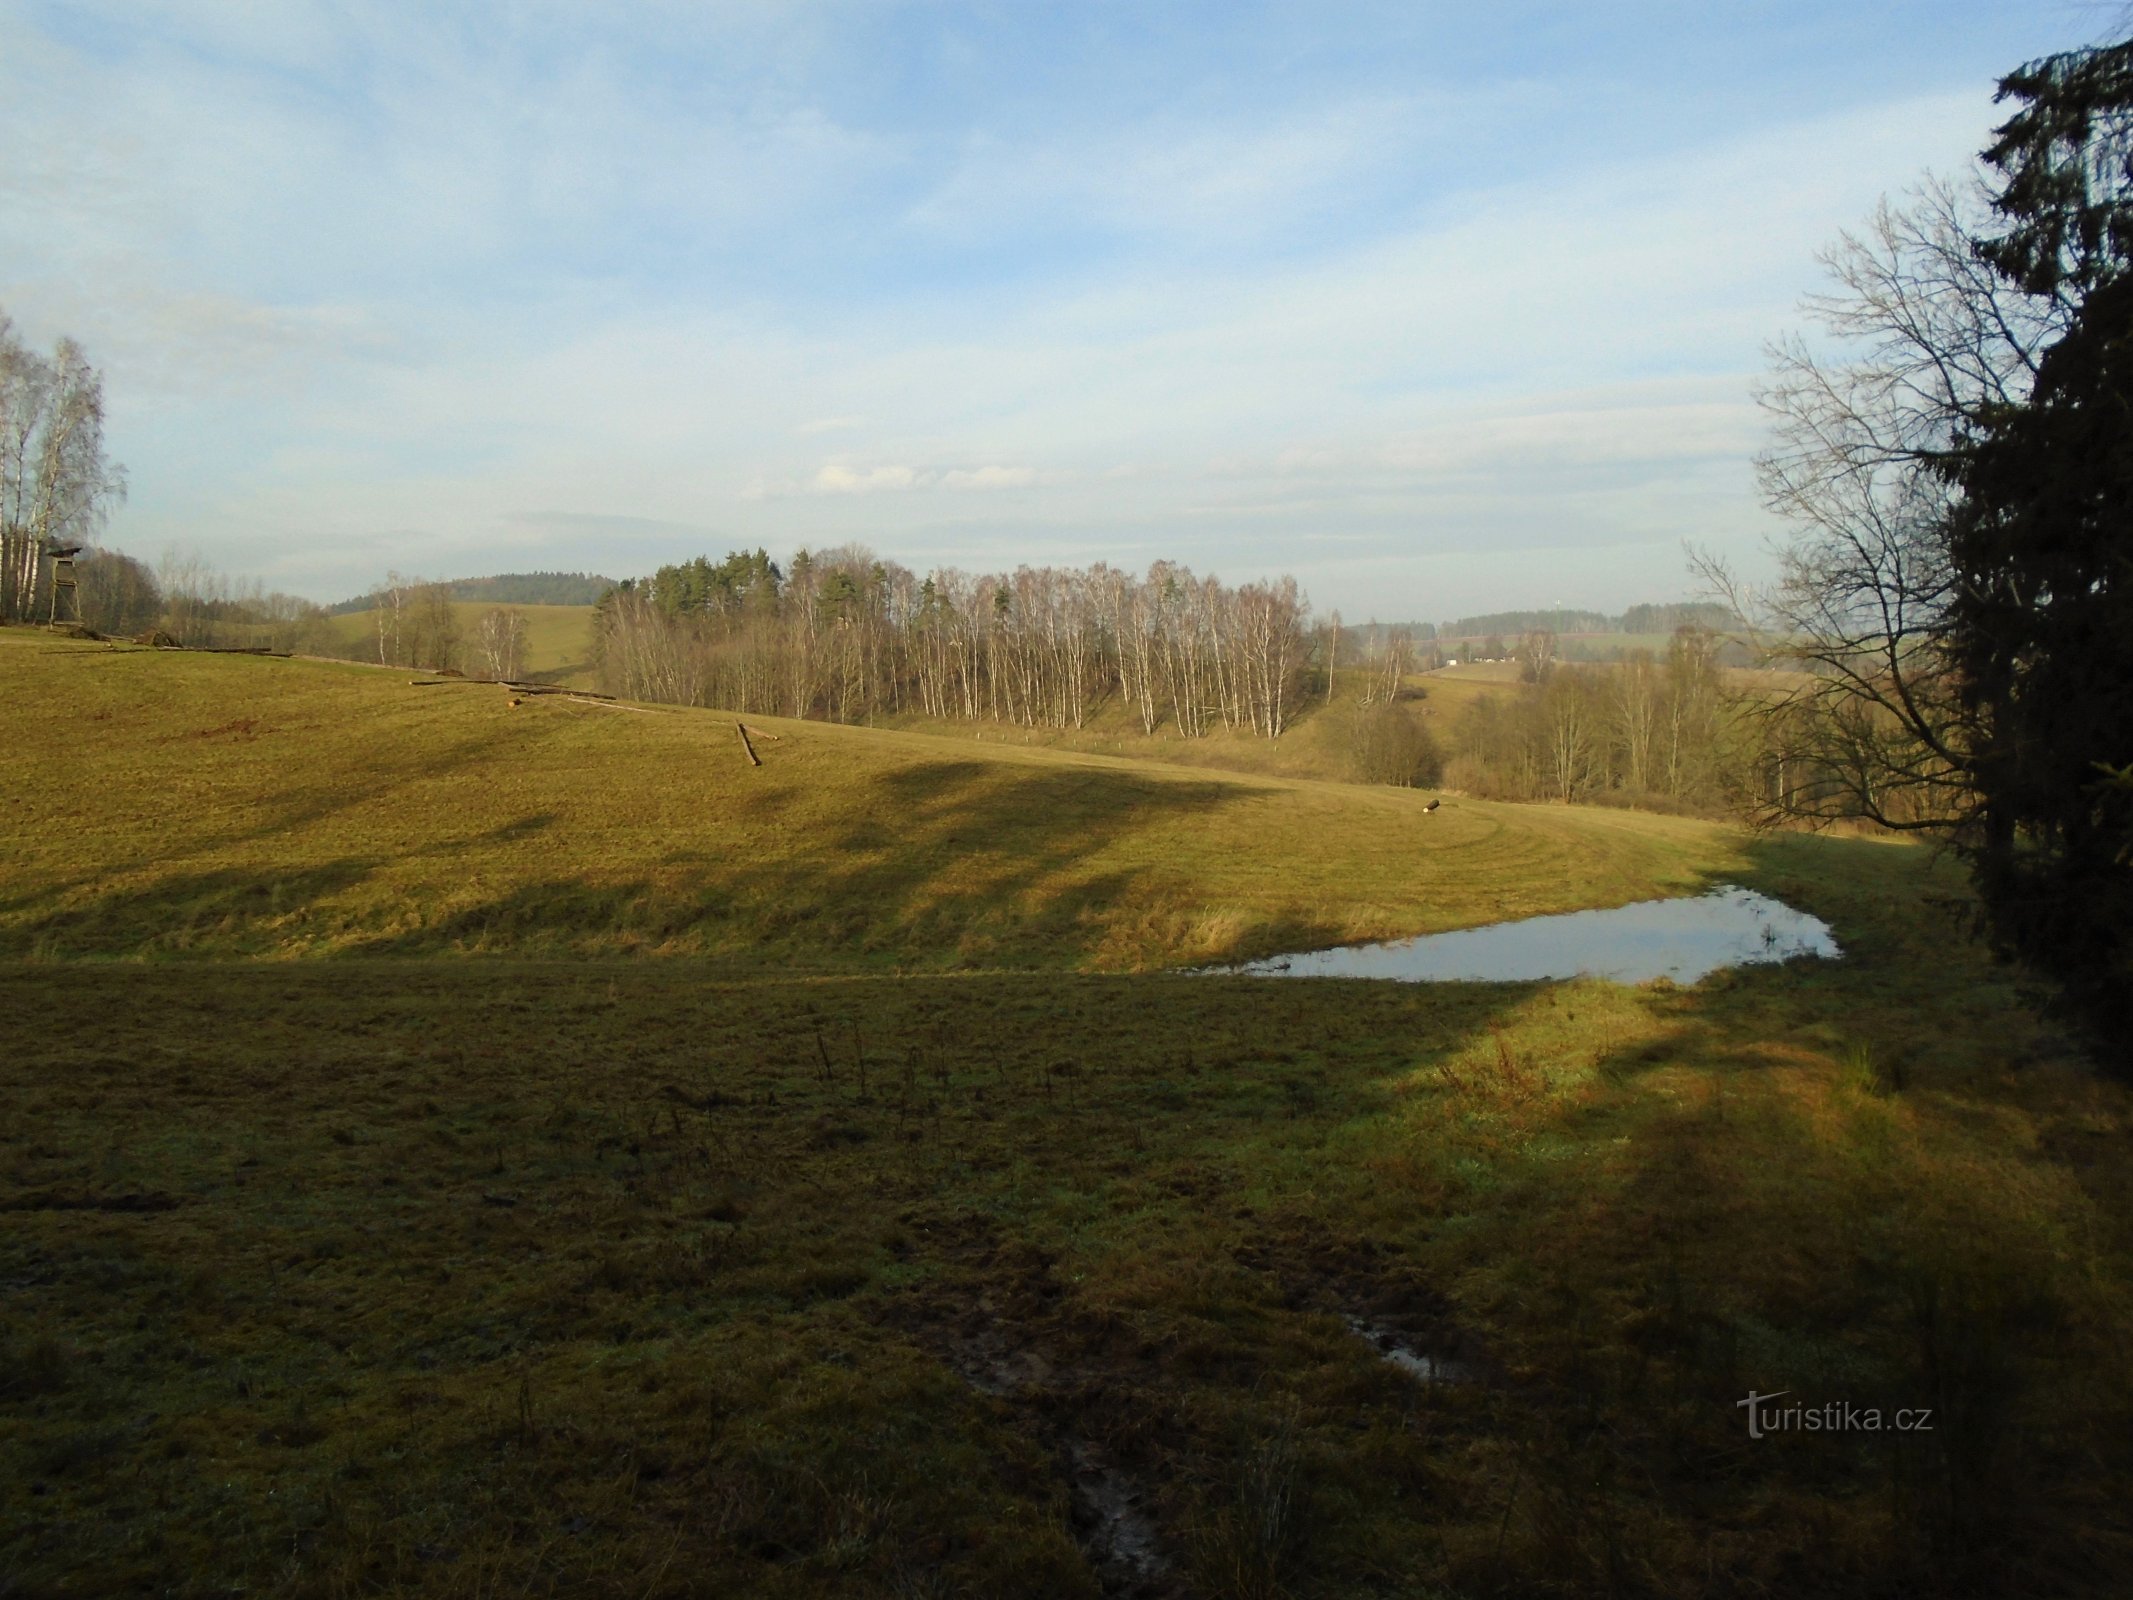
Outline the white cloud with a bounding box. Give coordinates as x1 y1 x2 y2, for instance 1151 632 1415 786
938 465 1064 490
745 461 1070 497
814 462 922 494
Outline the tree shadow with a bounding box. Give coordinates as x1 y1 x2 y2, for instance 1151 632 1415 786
3 859 385 957
330 757 1341 967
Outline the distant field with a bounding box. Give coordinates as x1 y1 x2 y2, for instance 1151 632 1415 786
871 665 1505 787
313 601 597 688
1436 632 1681 661
4 622 2129 1597
1427 660 1525 683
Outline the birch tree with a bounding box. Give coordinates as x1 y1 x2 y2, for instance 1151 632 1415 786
0 315 125 623
478 607 530 680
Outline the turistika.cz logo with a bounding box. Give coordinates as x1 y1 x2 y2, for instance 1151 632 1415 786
1737 1391 1934 1439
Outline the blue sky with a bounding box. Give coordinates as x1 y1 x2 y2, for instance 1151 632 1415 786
0 1 2111 617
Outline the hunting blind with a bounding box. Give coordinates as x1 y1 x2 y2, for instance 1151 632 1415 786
45 541 82 627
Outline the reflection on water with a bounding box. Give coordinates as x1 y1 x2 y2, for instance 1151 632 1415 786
1211 886 1840 985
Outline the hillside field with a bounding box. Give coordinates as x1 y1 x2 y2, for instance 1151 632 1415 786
1 633 1729 967
313 602 598 689
3 626 2130 1599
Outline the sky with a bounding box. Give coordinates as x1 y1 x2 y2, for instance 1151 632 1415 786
0 1 2115 619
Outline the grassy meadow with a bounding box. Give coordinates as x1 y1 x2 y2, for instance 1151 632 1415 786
4 627 2131 1598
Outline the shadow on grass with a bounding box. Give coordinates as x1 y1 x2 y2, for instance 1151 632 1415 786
8 753 1342 966
1420 827 2129 1597
0 724 546 925
3 860 385 958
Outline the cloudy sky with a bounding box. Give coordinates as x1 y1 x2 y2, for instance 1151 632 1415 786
0 2 2110 618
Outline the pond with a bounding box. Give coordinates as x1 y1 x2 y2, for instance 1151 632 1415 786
1207 885 1839 986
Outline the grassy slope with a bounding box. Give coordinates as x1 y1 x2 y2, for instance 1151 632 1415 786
2 632 1735 967
313 602 597 688
4 625 2132 1598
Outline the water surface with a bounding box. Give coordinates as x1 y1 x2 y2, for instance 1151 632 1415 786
1212 885 1838 986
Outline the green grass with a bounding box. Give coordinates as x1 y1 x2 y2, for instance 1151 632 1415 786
313 602 597 688
4 624 2131 1598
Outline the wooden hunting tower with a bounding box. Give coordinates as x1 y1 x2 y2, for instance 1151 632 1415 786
45 541 82 626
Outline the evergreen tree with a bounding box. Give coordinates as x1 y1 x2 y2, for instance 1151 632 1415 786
1945 38 2133 1034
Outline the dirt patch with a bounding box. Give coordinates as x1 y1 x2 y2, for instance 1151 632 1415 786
880 1215 1186 1598
177 717 264 741
1234 1229 1496 1386
1064 1439 1167 1593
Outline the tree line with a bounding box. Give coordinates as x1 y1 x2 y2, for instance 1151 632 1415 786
1438 631 1734 809
594 547 1313 738
58 549 536 682
61 546 327 651
323 570 614 614
594 545 1753 813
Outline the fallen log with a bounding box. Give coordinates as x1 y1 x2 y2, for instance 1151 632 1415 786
501 680 614 700
736 721 761 766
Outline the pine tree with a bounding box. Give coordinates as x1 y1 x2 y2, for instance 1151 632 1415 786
1944 38 2133 1035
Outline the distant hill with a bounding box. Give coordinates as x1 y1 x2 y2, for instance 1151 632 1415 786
1437 607 1616 638
1614 601 1739 635
1352 601 1740 642
327 571 615 614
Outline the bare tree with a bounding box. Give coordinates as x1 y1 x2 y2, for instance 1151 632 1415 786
1717 177 2064 831
372 572 411 665
477 606 530 681
1357 626 1410 708
1614 649 1660 794
75 548 161 635
156 549 226 645
1515 629 1558 685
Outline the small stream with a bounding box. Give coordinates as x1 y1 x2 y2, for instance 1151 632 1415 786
1205 885 1839 986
